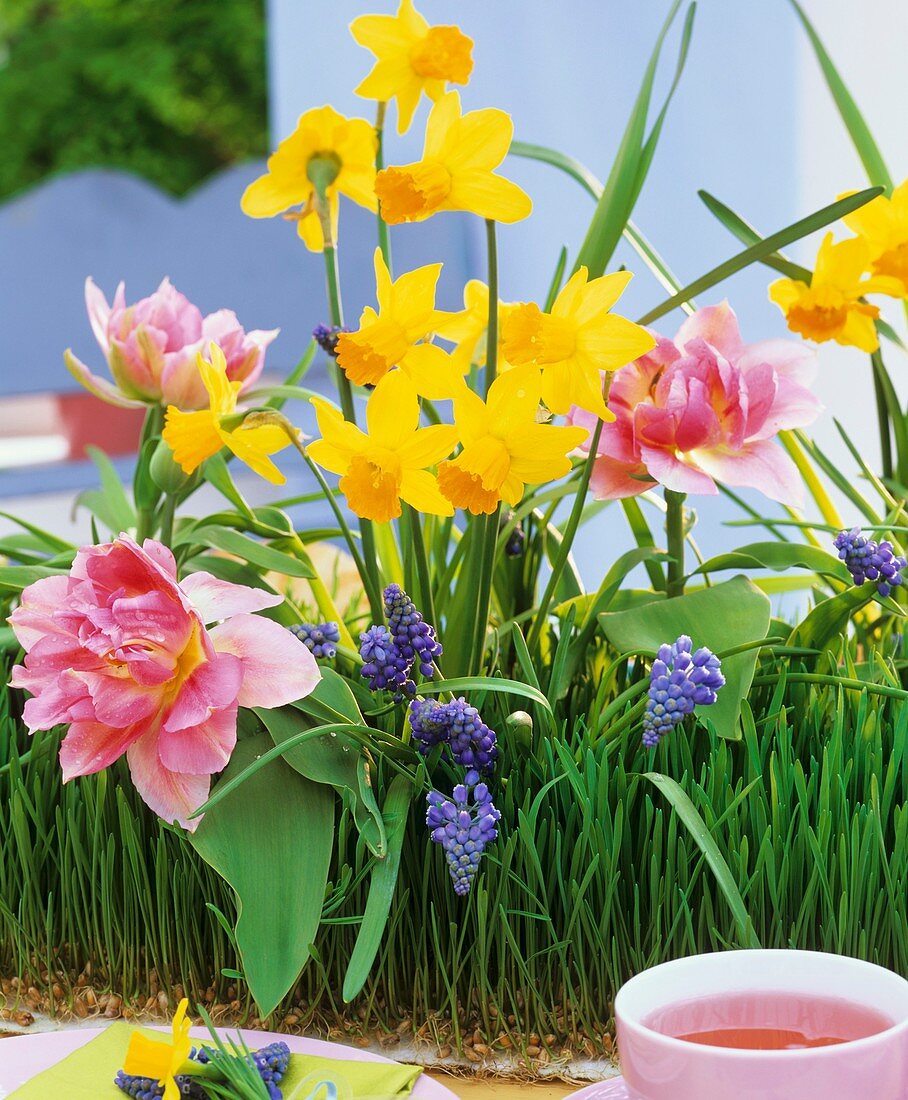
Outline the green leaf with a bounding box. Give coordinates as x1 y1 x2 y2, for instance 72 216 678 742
638 187 884 326
598 575 771 738
194 525 314 579
190 734 334 1015
85 445 136 531
0 512 74 554
574 0 693 277
257 699 387 859
203 452 256 519
418 676 554 717
0 564 69 591
643 771 761 949
510 140 601 200
789 586 876 650
342 775 414 1002
698 191 811 281
690 542 849 582
787 0 892 191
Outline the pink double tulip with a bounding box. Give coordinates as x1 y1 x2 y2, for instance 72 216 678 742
570 303 821 505
9 536 319 829
64 278 278 410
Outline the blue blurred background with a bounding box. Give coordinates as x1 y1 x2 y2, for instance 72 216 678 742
1 0 905 597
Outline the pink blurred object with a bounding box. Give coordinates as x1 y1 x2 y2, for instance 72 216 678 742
64 277 278 410
0 1028 458 1098
614 950 908 1100
8 535 319 830
569 302 820 506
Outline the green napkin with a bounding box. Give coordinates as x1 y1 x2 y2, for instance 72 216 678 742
9 1023 423 1099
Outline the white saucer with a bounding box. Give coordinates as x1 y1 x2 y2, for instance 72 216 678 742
569 1078 629 1098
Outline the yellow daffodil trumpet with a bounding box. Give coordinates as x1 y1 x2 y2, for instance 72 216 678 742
122 997 192 1100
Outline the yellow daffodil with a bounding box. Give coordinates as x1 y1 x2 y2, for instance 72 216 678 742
434 279 519 375
769 233 902 353
350 0 474 135
308 372 458 522
501 268 655 420
335 248 465 399
123 997 192 1100
163 343 291 485
374 91 531 226
437 370 588 515
842 180 908 297
241 105 376 252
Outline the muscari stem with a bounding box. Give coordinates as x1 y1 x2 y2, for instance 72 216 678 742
484 219 499 397
528 417 605 652
405 504 436 630
665 488 686 598
375 102 392 271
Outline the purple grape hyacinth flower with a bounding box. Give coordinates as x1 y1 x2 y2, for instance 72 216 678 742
408 697 498 772
359 624 414 698
642 635 724 749
834 526 907 598
408 698 452 756
291 621 340 659
384 583 443 678
426 770 501 896
312 323 349 358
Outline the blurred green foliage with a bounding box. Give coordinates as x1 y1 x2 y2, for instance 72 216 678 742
0 0 268 201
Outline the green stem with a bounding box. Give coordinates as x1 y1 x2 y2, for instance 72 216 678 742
665 488 686 598
405 504 436 627
375 102 392 271
134 405 163 541
158 493 176 548
470 506 500 674
484 219 499 397
528 419 604 651
871 350 894 482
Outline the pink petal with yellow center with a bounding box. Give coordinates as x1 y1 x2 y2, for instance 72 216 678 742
157 703 238 775
209 615 321 708
126 729 212 832
180 571 283 624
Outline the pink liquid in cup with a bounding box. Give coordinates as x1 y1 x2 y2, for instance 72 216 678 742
644 990 894 1051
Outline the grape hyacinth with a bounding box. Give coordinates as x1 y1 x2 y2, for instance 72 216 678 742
834 526 907 598
426 770 501 895
192 1040 290 1099
115 1072 207 1099
384 583 443 677
359 624 415 698
291 621 340 659
312 323 349 358
408 697 498 772
642 635 725 749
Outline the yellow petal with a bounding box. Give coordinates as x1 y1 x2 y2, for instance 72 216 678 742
394 78 426 135
220 426 287 485
573 270 635 323
123 1032 177 1081
392 262 443 333
399 468 455 516
423 91 462 160
837 307 880 352
487 367 543 429
337 166 379 213
576 313 657 370
508 424 589 482
768 278 804 311
400 343 468 400
197 344 239 416
451 384 492 444
241 171 307 218
310 396 370 454
373 247 394 314
444 107 513 172
397 423 459 468
448 170 532 223
162 408 222 474
307 438 354 475
366 371 421 448
349 12 414 54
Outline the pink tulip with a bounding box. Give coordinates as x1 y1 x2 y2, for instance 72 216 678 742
8 535 320 830
64 278 279 410
570 302 820 505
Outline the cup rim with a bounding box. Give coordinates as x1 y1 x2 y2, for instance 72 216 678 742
615 949 908 1061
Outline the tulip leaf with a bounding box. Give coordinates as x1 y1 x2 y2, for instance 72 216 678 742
82 445 136 532
192 524 314 579
643 772 761 948
788 586 878 651
0 564 70 591
787 0 892 191
598 575 772 738
190 733 334 1016
690 542 850 583
258 696 387 859
638 187 884 326
342 775 414 1002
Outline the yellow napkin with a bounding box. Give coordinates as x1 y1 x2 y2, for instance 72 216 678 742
8 1023 423 1099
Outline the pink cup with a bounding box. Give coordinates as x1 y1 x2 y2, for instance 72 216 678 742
615 950 908 1100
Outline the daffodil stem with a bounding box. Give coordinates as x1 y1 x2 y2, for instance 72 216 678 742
484 219 499 397
665 488 686 598
528 419 604 652
871 350 894 482
405 504 436 628
158 492 176 548
375 102 392 272
470 506 500 675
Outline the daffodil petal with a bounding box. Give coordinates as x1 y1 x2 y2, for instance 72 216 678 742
397 423 459 467
449 170 532 223
400 343 468 400
366 371 420 449
220 427 287 485
241 171 306 218
162 408 223 474
399 469 455 516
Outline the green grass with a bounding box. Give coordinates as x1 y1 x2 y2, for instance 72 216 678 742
2 652 907 1055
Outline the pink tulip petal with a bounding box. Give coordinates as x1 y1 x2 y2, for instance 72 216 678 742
159 343 209 409
140 538 178 578
675 301 744 359
164 650 244 733
63 349 147 409
691 440 804 506
85 277 115 353
748 377 821 440
737 338 817 385
75 668 162 729
157 703 238 775
589 456 654 500
60 716 148 780
210 614 321 708
126 729 212 831
740 361 778 438
180 571 283 623
8 574 73 651
640 446 719 495
20 670 89 732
